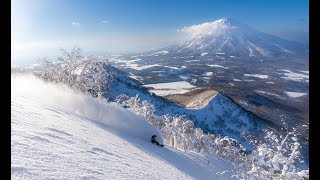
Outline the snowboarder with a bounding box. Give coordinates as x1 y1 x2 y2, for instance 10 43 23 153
151 135 164 147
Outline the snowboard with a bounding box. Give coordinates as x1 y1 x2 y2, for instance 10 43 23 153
152 142 164 147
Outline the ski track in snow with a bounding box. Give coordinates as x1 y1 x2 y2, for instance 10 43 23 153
11 74 234 179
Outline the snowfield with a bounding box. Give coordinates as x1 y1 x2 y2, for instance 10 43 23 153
109 57 141 64
11 74 234 179
127 63 162 70
201 52 208 56
207 64 229 69
233 78 241 82
284 91 308 98
244 74 268 79
179 75 189 80
255 90 284 100
185 60 200 62
163 65 181 70
143 81 197 96
204 72 214 76
129 75 144 81
299 70 309 75
147 51 169 56
279 69 309 83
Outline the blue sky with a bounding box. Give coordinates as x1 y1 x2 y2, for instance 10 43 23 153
12 0 309 66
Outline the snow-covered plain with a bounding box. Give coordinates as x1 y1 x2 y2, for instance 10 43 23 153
129 75 144 81
266 82 274 84
244 74 268 79
201 52 208 56
204 72 214 76
184 60 200 62
284 91 308 98
179 75 189 80
127 63 162 70
11 74 234 179
143 81 197 96
147 50 169 56
279 69 309 83
109 57 141 65
255 90 284 99
163 65 181 70
233 78 241 82
299 70 309 75
207 64 229 69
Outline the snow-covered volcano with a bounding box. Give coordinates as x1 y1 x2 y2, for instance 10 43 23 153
134 18 306 60
169 18 308 58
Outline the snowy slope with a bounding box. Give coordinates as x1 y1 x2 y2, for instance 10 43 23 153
11 74 235 179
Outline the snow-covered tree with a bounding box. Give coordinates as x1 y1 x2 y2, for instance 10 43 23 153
35 46 111 98
245 121 308 179
115 95 308 179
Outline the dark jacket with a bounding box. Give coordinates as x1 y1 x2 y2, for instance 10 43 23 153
151 135 156 143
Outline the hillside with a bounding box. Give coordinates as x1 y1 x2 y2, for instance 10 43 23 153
11 73 235 179
103 64 279 151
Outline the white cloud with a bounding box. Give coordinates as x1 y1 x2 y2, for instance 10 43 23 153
72 22 81 27
100 20 109 24
177 19 235 39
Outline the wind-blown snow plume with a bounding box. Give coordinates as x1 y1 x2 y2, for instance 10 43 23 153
178 18 236 39
11 73 163 143
177 18 253 40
